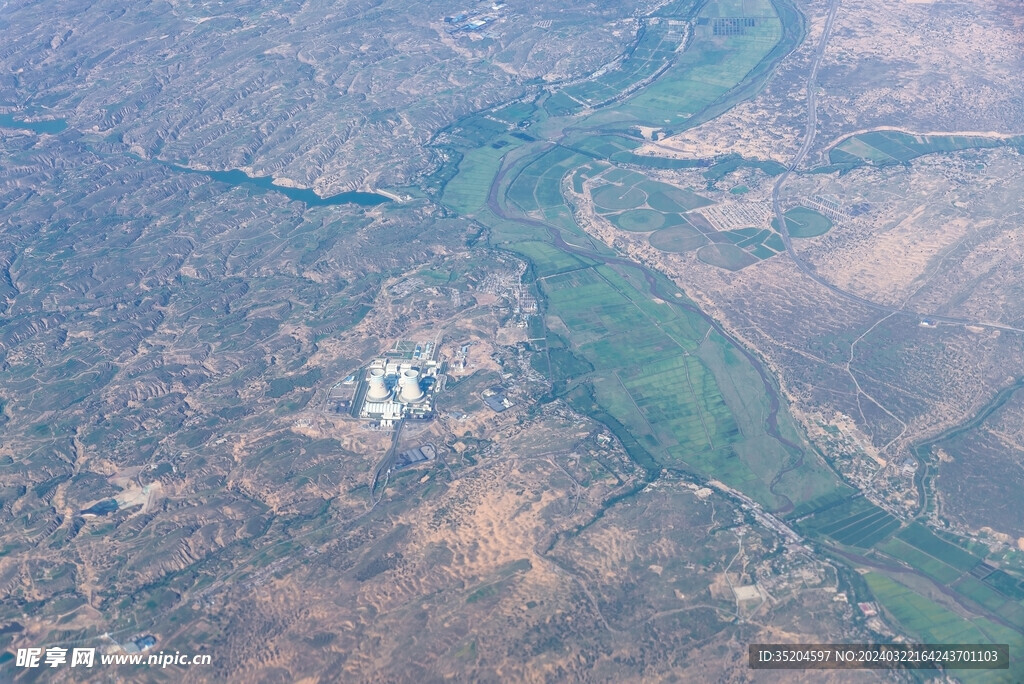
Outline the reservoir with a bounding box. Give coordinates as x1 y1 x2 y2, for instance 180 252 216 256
162 163 391 207
0 115 388 206
0 114 68 134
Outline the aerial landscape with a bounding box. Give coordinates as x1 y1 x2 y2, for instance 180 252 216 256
1 0 1023 681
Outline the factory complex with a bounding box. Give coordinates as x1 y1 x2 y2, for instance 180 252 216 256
351 340 443 428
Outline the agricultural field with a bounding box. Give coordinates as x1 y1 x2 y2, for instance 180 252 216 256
613 209 665 232
564 133 639 160
547 19 693 115
696 243 759 271
773 206 833 238
537 264 841 510
509 146 586 213
619 356 742 455
512 240 595 278
796 496 901 548
579 164 788 267
589 169 712 216
648 224 709 253
442 138 516 215
828 131 1024 169
864 573 1024 683
614 0 785 127
864 573 993 643
875 538 964 585
896 523 983 573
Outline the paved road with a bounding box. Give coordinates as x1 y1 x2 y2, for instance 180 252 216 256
478 0 1024 644
770 0 1024 336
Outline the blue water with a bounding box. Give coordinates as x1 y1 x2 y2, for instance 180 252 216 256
0 113 389 206
164 163 391 206
0 114 67 133
81 499 118 516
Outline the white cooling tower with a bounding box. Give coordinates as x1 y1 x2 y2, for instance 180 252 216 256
366 368 391 401
398 369 424 403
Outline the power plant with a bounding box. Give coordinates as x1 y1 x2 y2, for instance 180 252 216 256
366 368 391 401
398 369 425 403
352 339 443 428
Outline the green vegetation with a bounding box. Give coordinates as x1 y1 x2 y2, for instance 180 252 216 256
828 130 1024 169
649 225 708 253
592 183 648 213
491 101 535 124
614 0 784 127
876 537 963 584
955 576 1016 613
985 571 1024 601
534 265 841 509
701 227 786 265
864 571 1024 682
547 16 694 116
797 496 900 547
512 241 593 278
773 206 832 238
543 333 595 383
590 171 713 240
443 140 513 214
897 523 981 573
266 368 322 399
508 146 585 213
865 573 990 642
703 155 786 183
645 184 712 212
696 243 758 270
613 209 665 232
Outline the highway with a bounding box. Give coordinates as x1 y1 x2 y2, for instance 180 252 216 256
770 0 1024 336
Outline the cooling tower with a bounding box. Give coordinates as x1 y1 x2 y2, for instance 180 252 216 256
366 368 391 401
398 369 424 403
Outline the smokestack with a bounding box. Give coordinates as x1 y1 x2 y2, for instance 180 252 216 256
366 368 390 401
398 369 424 403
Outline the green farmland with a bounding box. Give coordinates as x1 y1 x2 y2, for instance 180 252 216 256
538 264 840 509
613 209 665 232
773 206 832 238
828 130 1024 169
649 224 708 252
696 243 758 271
589 169 712 216
616 0 784 126
865 572 994 643
548 20 692 116
876 537 964 584
442 141 512 215
864 573 1024 683
797 495 900 548
426 0 1024 660
897 523 983 573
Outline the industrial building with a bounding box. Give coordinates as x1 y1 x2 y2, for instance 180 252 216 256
352 340 443 428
